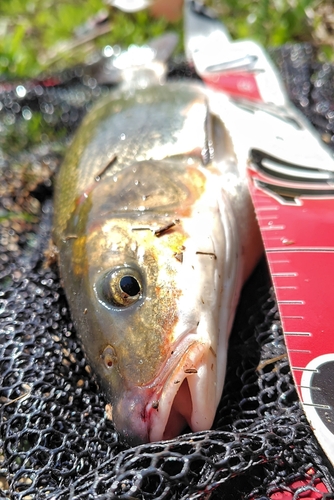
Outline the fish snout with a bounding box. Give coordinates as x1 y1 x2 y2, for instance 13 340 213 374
111 382 191 445
111 387 157 446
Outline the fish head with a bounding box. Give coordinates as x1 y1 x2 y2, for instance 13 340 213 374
60 158 238 444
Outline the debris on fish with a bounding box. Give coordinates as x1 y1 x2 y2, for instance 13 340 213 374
53 40 262 445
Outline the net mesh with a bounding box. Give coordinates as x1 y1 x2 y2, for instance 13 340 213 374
1 44 334 500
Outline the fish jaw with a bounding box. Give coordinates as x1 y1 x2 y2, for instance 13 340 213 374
111 335 217 445
149 336 218 442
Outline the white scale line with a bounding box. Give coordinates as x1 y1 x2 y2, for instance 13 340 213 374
257 215 278 220
260 225 285 231
270 260 290 264
278 300 304 305
264 237 286 241
284 331 311 336
296 385 321 391
256 206 279 211
266 247 334 253
272 272 297 277
281 316 304 320
288 349 311 353
303 403 331 410
292 366 317 372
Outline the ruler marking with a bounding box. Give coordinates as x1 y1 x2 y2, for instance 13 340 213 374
284 331 311 336
296 385 321 391
275 286 297 290
278 300 304 305
288 349 311 354
303 402 331 410
292 366 317 372
272 274 297 278
270 260 290 264
281 316 304 319
257 215 278 220
260 225 285 231
256 206 279 211
267 247 334 254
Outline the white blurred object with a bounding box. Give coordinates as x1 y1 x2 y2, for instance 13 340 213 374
110 0 152 12
94 32 178 85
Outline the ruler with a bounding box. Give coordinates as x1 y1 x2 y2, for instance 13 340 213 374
185 0 334 468
248 156 334 464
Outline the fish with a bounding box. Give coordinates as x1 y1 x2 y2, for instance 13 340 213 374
53 41 263 445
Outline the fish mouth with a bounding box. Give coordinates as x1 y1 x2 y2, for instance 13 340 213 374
111 331 218 445
112 333 217 445
147 336 216 442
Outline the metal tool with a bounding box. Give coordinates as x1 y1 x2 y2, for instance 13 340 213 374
185 0 334 468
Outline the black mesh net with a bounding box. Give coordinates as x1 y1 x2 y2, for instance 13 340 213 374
1 44 334 500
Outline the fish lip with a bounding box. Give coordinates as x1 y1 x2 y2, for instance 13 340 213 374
143 332 208 442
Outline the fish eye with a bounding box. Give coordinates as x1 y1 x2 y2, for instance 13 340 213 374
102 267 143 307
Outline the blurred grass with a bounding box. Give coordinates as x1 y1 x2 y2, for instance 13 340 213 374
212 0 316 44
0 0 331 79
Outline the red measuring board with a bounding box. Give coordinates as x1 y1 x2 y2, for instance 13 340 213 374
247 157 334 465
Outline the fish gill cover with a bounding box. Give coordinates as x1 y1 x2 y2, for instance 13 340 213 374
0 45 334 499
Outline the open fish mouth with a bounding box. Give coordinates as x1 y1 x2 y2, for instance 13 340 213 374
148 338 214 442
112 332 217 445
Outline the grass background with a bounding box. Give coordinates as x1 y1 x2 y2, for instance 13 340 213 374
0 0 331 80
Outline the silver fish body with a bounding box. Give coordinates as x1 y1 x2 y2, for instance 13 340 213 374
53 80 262 444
